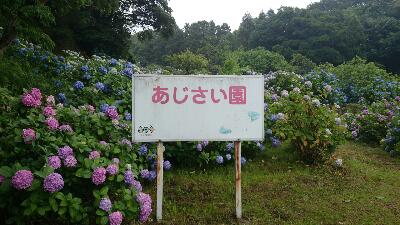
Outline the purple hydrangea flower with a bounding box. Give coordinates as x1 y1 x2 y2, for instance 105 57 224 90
108 211 123 225
106 164 118 175
216 156 224 164
201 141 209 147
138 145 148 156
64 155 77 167
48 156 61 169
132 180 142 192
89 150 101 160
43 173 64 193
12 170 34 190
92 167 107 185
163 160 172 170
137 192 152 222
352 130 358 139
58 145 73 159
99 198 112 212
124 170 135 185
196 143 202 151
140 169 150 179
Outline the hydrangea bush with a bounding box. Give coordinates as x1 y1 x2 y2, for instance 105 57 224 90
0 88 152 224
265 86 347 163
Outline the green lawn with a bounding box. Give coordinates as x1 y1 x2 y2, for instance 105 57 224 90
135 142 400 225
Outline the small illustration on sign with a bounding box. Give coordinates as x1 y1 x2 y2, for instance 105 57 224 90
138 125 155 136
219 126 232 134
248 111 260 122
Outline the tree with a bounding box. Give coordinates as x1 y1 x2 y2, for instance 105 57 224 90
165 50 209 74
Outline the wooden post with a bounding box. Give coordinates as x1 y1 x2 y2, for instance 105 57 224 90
234 141 242 219
156 141 164 221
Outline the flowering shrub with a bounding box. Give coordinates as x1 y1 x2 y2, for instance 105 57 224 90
346 99 398 144
0 88 153 224
265 87 347 163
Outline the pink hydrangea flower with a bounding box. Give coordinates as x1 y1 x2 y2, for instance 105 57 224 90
21 88 42 107
30 88 42 100
45 117 59 130
89 150 101 160
43 106 56 117
86 105 95 113
22 128 36 144
46 95 55 105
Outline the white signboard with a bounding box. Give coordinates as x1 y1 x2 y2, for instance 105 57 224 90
133 75 264 142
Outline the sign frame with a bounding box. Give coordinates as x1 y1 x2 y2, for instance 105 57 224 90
132 74 265 143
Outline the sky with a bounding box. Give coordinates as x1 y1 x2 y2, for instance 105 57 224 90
168 0 320 31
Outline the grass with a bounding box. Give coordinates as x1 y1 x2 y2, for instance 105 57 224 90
134 142 400 225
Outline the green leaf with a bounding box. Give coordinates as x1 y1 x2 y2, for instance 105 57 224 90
0 166 13 177
116 175 123 182
100 216 108 225
49 198 58 212
100 186 108 195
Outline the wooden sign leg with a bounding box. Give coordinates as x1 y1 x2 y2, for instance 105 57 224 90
234 141 242 219
156 141 164 221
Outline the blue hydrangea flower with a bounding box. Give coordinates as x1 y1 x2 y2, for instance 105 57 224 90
110 58 118 66
100 103 109 113
148 171 156 181
55 80 63 88
124 112 132 121
226 154 232 161
216 156 224 164
98 66 108 75
73 81 84 90
57 93 66 103
241 157 247 165
123 68 133 78
81 65 89 72
271 137 281 148
83 73 92 80
163 160 172 170
226 142 234 151
95 82 105 91
139 145 148 156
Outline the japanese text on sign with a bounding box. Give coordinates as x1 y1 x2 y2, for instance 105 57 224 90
152 86 247 105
